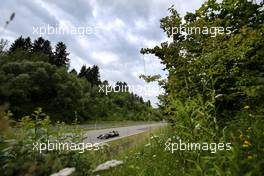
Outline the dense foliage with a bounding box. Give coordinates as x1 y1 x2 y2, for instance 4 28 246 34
136 0 264 175
142 0 264 124
0 36 161 122
0 108 94 175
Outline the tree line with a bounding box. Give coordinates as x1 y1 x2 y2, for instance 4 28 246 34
0 36 162 122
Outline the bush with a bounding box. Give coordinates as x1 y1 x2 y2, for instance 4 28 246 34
0 108 92 176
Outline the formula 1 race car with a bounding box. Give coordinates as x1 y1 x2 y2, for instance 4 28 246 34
97 131 120 139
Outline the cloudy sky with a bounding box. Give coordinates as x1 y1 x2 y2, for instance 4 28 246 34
0 0 205 106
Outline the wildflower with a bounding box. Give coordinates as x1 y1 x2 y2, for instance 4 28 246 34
242 140 252 148
153 155 156 158
239 134 243 140
244 140 252 146
93 160 123 172
244 105 250 109
50 168 75 176
242 144 249 148
247 155 253 159
246 127 252 132
242 144 248 148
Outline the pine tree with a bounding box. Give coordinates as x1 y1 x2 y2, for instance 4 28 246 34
9 36 33 54
32 37 53 57
70 69 77 75
78 65 87 77
90 65 101 86
23 37 32 53
53 42 70 67
78 65 101 86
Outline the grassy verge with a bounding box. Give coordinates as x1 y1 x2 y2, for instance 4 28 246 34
88 126 166 172
93 127 170 176
3 106 263 175
0 108 166 175
96 120 264 176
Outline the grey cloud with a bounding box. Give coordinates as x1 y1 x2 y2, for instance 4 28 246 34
44 0 94 25
0 0 206 105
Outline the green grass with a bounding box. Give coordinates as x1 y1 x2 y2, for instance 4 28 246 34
0 108 165 175
92 127 169 176
2 107 263 176
90 126 167 175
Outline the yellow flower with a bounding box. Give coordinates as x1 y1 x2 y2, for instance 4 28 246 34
244 140 252 146
246 127 252 132
242 144 249 148
239 134 243 140
247 155 253 159
242 140 252 148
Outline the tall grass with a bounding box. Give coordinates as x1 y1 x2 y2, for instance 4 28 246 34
1 103 263 175
0 108 92 175
101 96 264 176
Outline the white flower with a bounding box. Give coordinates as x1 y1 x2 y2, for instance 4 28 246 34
50 167 75 176
93 160 123 172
